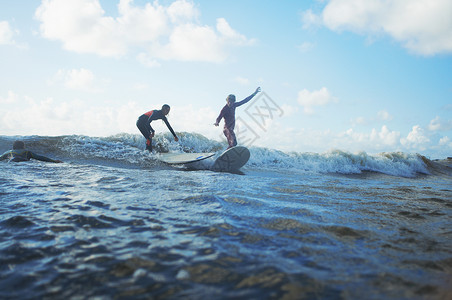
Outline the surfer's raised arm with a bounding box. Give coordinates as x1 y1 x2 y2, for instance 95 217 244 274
235 87 261 107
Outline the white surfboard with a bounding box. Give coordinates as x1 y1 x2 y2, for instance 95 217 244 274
211 146 250 172
158 152 215 165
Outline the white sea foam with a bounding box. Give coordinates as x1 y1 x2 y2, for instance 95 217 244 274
0 133 433 177
248 148 429 177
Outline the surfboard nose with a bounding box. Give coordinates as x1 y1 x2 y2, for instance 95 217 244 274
212 146 250 172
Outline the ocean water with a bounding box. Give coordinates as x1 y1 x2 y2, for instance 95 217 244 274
1 133 451 299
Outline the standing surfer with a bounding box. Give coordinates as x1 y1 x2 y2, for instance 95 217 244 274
136 104 179 152
214 87 261 149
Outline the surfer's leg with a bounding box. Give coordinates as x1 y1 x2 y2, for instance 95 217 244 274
136 119 152 151
223 127 237 149
230 130 237 148
145 138 152 151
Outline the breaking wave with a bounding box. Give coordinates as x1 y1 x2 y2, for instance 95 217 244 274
1 133 449 177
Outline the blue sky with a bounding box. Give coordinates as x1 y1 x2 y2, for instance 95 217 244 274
1 0 451 158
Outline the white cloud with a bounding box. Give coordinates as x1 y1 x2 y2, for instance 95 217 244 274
301 9 322 29
1 97 71 134
35 0 253 63
0 92 218 138
297 87 337 114
280 104 298 117
167 0 199 24
150 23 224 62
64 68 95 90
0 93 142 136
297 41 315 53
342 125 401 150
171 104 218 138
401 125 430 150
35 0 125 57
351 110 393 126
117 0 170 43
370 125 400 146
150 18 253 62
136 52 161 68
0 91 18 104
52 68 99 92
216 17 252 46
302 0 452 55
439 136 451 147
377 110 393 121
256 124 402 154
428 116 452 131
351 116 367 126
0 21 16 45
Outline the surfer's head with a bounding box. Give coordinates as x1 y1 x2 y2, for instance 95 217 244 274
162 104 170 115
226 94 236 106
13 140 25 150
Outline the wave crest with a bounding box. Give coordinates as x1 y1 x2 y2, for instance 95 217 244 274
1 133 446 177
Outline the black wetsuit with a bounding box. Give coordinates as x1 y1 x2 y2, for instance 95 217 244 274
0 149 58 163
136 109 177 151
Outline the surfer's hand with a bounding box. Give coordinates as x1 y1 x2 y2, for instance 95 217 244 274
149 132 155 138
174 137 179 142
214 122 219 127
255 87 261 94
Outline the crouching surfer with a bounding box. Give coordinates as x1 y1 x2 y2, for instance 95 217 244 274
136 104 179 152
0 141 62 163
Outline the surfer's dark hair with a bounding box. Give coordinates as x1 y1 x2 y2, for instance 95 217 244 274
13 140 25 150
162 104 170 111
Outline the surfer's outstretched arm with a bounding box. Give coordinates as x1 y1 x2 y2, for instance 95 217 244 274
162 116 179 141
236 87 261 107
29 151 62 163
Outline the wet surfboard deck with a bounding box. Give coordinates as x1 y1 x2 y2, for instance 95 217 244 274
158 152 215 165
211 146 250 172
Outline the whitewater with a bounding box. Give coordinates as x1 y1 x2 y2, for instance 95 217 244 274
1 133 451 299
